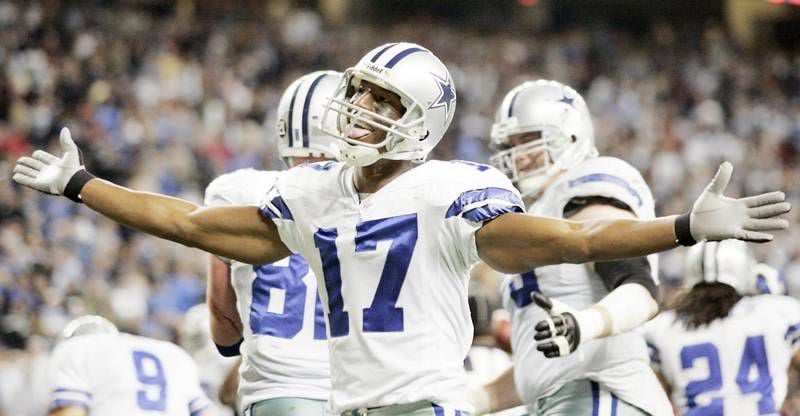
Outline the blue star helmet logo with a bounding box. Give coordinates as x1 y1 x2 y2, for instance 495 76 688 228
429 73 456 120
558 94 575 107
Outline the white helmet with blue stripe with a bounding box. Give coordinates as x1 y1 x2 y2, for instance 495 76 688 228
321 42 457 166
490 80 597 197
683 240 758 294
276 70 343 161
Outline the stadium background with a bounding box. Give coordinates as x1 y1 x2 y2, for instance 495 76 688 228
0 0 798 414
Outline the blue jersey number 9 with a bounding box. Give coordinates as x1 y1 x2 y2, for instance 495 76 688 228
132 350 167 411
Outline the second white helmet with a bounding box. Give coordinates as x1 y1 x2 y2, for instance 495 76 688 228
320 42 457 166
490 80 597 197
276 70 343 161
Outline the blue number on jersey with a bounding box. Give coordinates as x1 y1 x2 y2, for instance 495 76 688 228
736 336 775 414
250 254 326 339
680 336 775 415
314 213 418 337
508 271 540 308
132 350 167 411
681 343 723 415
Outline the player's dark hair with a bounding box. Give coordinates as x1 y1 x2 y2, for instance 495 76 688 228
673 282 742 330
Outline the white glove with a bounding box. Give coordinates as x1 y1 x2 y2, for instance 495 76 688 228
686 161 790 243
12 128 88 201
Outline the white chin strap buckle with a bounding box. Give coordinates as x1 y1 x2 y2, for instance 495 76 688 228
339 142 382 167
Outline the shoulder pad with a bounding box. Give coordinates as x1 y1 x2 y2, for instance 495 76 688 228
559 156 654 217
205 169 281 206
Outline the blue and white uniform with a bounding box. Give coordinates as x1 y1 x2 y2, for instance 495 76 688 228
644 295 800 415
260 160 524 414
502 157 672 415
48 333 210 416
205 168 331 412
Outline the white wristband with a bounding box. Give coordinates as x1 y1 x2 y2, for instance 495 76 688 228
469 386 492 415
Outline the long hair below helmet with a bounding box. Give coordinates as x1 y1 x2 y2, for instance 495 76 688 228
673 282 742 330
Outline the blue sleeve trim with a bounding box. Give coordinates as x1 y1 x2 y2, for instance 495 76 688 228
785 322 800 342
53 388 92 398
568 173 642 207
445 187 524 219
646 341 661 364
461 204 524 223
190 406 209 416
189 397 210 414
259 196 294 221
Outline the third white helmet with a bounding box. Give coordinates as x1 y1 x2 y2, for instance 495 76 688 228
490 80 597 197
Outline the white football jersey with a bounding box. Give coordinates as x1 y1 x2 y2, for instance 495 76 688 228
644 295 800 416
49 333 210 416
205 168 331 411
260 160 524 414
502 156 672 415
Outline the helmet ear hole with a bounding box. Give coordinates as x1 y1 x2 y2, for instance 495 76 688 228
571 135 577 143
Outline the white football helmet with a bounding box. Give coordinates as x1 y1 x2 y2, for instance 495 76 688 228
490 80 597 197
60 315 118 340
683 240 758 294
320 42 457 166
180 303 212 357
276 70 343 162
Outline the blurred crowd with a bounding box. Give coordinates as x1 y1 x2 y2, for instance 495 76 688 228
0 1 798 412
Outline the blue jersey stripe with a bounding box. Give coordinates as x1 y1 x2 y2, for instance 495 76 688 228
431 403 445 416
445 187 524 219
384 47 427 69
591 381 600 416
611 392 619 416
568 173 643 207
301 73 327 148
286 81 302 148
370 43 398 63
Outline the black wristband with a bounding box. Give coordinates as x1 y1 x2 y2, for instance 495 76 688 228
63 169 95 203
675 213 696 246
215 338 243 357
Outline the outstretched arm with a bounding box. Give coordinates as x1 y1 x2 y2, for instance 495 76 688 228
12 128 290 265
476 162 789 274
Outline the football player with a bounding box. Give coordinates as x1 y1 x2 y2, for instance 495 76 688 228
644 240 800 415
179 304 238 415
203 71 341 416
470 80 672 416
48 315 213 416
13 43 790 416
